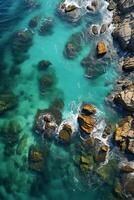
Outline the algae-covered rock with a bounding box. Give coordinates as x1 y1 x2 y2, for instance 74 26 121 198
59 123 72 143
28 145 46 173
80 155 94 172
0 119 22 146
0 92 17 115
97 159 118 185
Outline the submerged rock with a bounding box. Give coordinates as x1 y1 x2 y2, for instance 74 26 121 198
10 29 33 64
39 74 56 91
28 145 45 172
38 60 52 70
0 119 22 147
0 92 17 114
29 16 40 28
64 33 83 59
59 123 72 143
95 144 109 163
39 17 54 35
114 116 134 154
80 155 94 172
97 41 107 56
24 0 41 9
81 56 107 78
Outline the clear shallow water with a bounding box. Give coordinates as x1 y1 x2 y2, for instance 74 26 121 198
0 0 121 200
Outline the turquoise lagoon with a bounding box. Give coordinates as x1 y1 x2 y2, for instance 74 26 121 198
0 0 121 200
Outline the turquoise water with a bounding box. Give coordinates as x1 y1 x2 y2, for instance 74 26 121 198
0 0 121 199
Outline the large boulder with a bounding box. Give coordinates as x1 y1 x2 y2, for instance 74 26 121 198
78 114 96 134
114 83 134 112
81 103 96 115
122 57 134 72
112 20 132 50
59 123 72 143
97 41 107 56
114 116 134 154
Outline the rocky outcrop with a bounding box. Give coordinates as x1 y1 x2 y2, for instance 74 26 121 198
114 83 134 112
114 116 134 154
122 57 134 72
78 103 96 135
39 17 54 35
119 161 134 173
97 41 107 56
117 0 134 14
59 123 72 143
112 20 132 50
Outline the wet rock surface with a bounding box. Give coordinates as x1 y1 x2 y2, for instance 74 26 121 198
59 123 72 143
114 116 134 154
97 41 107 56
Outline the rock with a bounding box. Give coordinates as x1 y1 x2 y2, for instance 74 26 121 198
28 145 45 172
81 56 107 78
39 74 55 91
97 41 107 56
91 25 98 35
87 1 99 12
34 109 59 139
39 17 54 35
95 144 109 163
29 16 40 28
100 24 107 34
58 2 81 23
78 114 96 134
50 98 64 111
11 29 33 64
112 20 132 50
114 116 134 154
38 60 52 70
120 162 134 173
25 0 41 9
64 33 82 59
114 83 134 112
65 5 77 13
0 92 17 114
122 57 134 72
81 103 96 115
80 155 94 172
117 0 134 14
59 124 72 143
107 1 116 11
122 174 134 197
97 159 118 185
0 119 22 146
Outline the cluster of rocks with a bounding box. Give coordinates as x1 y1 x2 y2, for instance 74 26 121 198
58 0 100 23
10 29 33 64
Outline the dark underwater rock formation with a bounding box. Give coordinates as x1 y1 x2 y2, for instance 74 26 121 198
38 60 52 70
29 16 40 28
0 92 17 115
39 17 54 35
10 29 33 64
64 32 83 59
